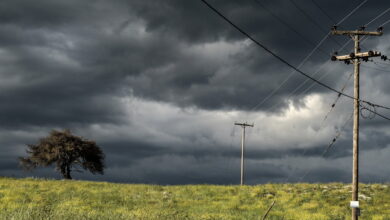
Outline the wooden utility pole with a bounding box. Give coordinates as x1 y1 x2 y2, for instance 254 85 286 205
331 26 383 220
234 122 254 185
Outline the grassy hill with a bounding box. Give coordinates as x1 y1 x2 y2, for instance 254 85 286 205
0 177 389 220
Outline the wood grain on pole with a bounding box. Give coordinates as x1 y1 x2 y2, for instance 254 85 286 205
352 34 360 220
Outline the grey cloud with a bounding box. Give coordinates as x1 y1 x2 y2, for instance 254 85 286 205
0 0 389 185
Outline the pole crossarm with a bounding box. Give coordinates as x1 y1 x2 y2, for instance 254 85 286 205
332 51 381 61
331 30 383 36
234 122 254 127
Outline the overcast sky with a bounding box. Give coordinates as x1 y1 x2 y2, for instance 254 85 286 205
0 0 390 184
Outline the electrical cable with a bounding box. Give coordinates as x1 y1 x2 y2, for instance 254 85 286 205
253 0 329 56
336 0 369 26
361 64 390 73
200 0 390 115
297 112 353 182
365 7 390 26
248 0 375 114
361 105 390 121
295 39 354 99
248 33 330 112
256 2 386 115
360 102 376 119
287 39 353 101
373 60 390 67
321 72 354 124
262 59 335 113
380 18 390 27
288 0 343 47
310 0 337 24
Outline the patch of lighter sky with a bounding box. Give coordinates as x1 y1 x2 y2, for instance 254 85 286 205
81 94 341 153
117 20 149 41
244 94 341 150
186 39 250 64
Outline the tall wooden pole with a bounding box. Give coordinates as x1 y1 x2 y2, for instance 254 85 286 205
352 34 360 220
331 27 383 220
234 122 254 186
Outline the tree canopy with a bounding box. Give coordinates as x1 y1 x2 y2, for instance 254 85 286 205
19 129 105 179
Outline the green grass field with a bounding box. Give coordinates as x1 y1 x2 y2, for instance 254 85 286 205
0 177 388 220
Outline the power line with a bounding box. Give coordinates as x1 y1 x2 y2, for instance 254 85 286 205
287 106 390 188
290 39 353 99
354 7 390 53
248 33 330 112
336 0 368 26
264 1 385 112
296 65 337 98
260 36 353 114
246 0 331 114
266 60 350 123
199 0 390 114
248 0 340 114
285 63 390 184
365 7 390 26
298 112 353 182
361 64 390 73
379 18 390 27
288 0 343 47
288 0 330 34
321 72 354 123
248 0 371 114
310 0 337 24
362 105 390 121
263 59 334 113
372 60 390 67
253 0 329 56
295 40 354 99
280 111 353 183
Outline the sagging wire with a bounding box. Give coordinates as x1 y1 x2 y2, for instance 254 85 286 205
298 112 353 182
360 102 377 120
321 71 354 125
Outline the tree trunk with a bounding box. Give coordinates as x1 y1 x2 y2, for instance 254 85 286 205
61 164 72 180
65 165 72 179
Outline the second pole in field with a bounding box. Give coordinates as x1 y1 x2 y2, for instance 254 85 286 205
234 122 254 186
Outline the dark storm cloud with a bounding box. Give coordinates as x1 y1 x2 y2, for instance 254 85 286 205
123 0 390 110
0 0 389 184
1 0 388 115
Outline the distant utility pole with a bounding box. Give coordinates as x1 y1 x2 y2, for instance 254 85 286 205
234 122 254 186
331 26 384 220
